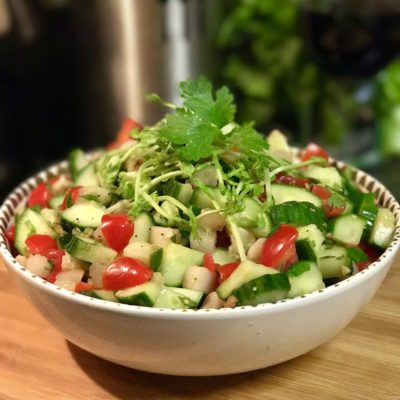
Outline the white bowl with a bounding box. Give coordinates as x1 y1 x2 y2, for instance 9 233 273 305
0 160 399 376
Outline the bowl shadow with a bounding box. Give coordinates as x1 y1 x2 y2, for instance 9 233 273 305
66 340 302 400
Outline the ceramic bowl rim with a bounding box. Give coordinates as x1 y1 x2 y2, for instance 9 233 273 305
0 159 399 320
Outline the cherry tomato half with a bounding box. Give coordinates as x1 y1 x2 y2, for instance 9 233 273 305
260 224 298 271
356 242 381 270
301 143 329 162
203 253 216 273
5 225 15 244
61 186 82 211
274 173 311 189
25 234 58 256
311 185 345 218
27 183 53 208
75 282 95 293
46 249 65 283
101 214 134 253
102 257 153 290
216 262 240 284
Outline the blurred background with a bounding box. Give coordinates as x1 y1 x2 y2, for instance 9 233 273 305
0 0 399 199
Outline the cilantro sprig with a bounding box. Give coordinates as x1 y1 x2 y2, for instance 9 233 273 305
96 76 325 261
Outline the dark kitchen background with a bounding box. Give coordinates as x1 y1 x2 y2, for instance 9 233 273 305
0 0 399 200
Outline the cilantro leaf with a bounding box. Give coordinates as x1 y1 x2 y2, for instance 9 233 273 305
179 76 236 128
160 112 219 162
226 123 268 155
347 247 369 263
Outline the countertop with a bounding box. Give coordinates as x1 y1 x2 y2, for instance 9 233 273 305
0 256 399 400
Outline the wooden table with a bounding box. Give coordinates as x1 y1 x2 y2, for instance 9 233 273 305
1 256 399 400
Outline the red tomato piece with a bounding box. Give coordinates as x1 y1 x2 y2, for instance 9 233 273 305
25 234 58 256
216 262 240 284
61 186 82 211
274 173 311 189
203 254 216 272
312 185 345 218
311 184 331 200
101 214 134 253
357 242 381 271
46 249 65 283
27 183 53 208
260 224 298 270
102 257 153 290
5 225 15 243
108 117 143 149
75 282 95 293
301 143 329 162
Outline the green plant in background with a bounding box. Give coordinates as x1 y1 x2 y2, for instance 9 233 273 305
217 0 400 159
375 60 400 157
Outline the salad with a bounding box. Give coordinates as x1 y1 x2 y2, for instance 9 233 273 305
6 77 396 309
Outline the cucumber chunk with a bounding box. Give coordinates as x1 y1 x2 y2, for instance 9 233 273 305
65 234 117 264
317 244 351 279
302 165 344 191
163 180 193 205
116 281 161 307
154 287 204 309
271 184 322 208
158 243 204 287
80 289 118 302
295 224 325 261
61 201 106 229
130 213 154 243
232 198 262 229
192 187 226 209
270 201 326 232
123 242 157 266
69 148 89 181
75 164 99 186
233 272 290 306
78 186 112 206
49 195 64 211
287 261 325 298
15 209 56 255
369 208 396 249
249 213 272 238
212 248 239 265
328 214 367 246
216 260 278 300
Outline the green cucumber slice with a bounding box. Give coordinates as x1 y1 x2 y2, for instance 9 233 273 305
61 201 106 229
216 260 277 300
369 208 396 249
271 184 322 208
15 209 56 255
328 214 367 246
116 281 161 307
270 201 326 232
65 234 117 264
287 261 325 298
233 273 290 306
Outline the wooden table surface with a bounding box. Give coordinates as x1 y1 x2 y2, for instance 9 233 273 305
1 256 399 400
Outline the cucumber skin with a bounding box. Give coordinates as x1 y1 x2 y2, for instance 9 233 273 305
65 234 117 264
296 239 318 262
116 282 161 307
270 201 327 232
233 273 290 306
